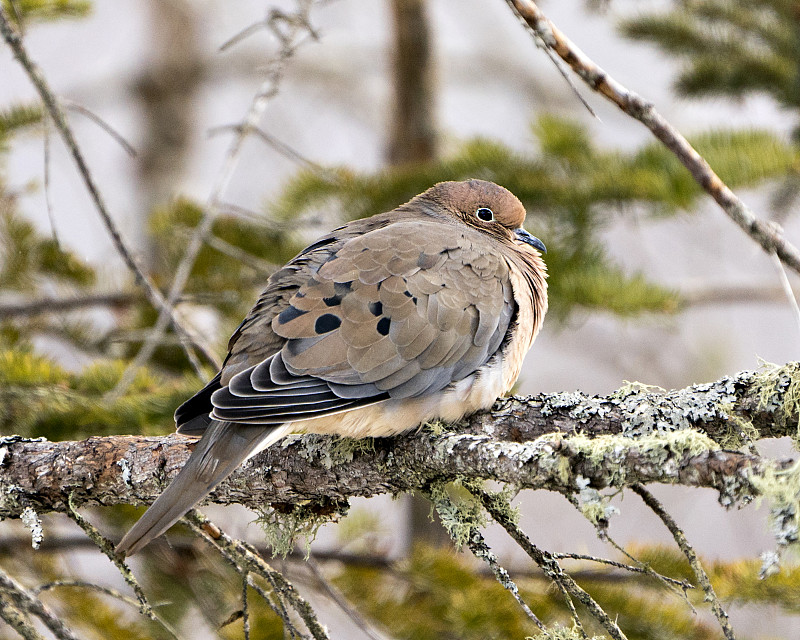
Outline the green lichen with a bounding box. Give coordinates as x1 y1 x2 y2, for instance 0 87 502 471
428 480 487 549
716 403 759 451
282 433 374 470
527 624 605 640
255 498 348 557
754 361 800 445
423 418 449 437
535 429 720 491
748 459 800 551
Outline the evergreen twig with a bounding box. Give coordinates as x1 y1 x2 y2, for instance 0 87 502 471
503 0 800 276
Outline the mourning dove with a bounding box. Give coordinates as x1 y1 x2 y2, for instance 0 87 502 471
117 179 547 555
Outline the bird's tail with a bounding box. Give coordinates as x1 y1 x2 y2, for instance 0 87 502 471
117 421 290 556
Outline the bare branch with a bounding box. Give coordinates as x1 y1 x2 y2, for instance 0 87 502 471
632 485 736 640
0 292 142 319
114 0 324 397
61 99 137 158
504 0 800 276
306 556 390 640
0 6 217 374
0 566 80 640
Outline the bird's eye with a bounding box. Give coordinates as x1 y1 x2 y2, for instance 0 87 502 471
476 207 494 222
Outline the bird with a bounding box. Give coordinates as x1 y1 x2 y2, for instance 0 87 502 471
117 179 547 555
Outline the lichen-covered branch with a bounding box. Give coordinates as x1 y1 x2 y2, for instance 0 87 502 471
1 364 799 522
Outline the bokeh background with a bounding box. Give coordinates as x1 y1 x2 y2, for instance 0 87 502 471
2 0 800 637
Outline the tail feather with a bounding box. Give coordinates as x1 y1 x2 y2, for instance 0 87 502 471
117 421 288 556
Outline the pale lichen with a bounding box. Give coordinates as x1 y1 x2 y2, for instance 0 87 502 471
576 475 619 526
117 458 131 487
749 458 800 553
256 498 348 558
428 480 487 549
753 361 800 445
610 377 737 438
527 624 604 640
20 505 43 549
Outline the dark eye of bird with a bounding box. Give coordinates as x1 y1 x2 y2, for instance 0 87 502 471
476 207 494 222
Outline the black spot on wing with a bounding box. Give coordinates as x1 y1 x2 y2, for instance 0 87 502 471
368 301 383 316
277 305 308 325
315 313 342 334
376 317 390 336
334 281 353 295
323 294 342 307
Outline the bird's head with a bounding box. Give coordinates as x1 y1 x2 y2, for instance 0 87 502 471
413 179 547 256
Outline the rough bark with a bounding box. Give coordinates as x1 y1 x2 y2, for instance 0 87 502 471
1 365 797 520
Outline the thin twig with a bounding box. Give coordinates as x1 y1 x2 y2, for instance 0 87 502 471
475 488 627 640
113 0 322 397
0 565 80 640
184 509 330 640
306 555 388 640
0 598 45 640
552 552 691 590
42 117 59 246
242 571 251 640
65 496 182 640
33 580 145 611
560 491 695 604
504 0 800 276
770 251 800 342
632 484 736 640
247 575 302 639
205 234 279 274
427 491 547 632
62 98 137 157
0 6 216 375
210 123 325 173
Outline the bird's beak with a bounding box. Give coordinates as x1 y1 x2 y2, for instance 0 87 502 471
515 228 546 254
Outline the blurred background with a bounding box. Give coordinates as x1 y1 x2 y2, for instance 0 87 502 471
1 0 800 637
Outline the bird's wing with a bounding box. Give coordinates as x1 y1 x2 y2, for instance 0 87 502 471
209 219 516 424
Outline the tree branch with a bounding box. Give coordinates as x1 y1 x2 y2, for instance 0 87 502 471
1 364 798 520
504 0 800 276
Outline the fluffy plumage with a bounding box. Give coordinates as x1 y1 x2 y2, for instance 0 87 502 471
117 179 547 555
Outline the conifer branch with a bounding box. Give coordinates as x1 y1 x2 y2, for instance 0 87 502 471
504 0 800 276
